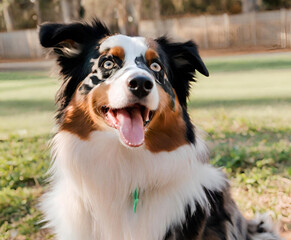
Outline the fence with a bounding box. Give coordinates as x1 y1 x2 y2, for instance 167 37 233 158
0 29 42 59
139 9 291 49
1 9 291 59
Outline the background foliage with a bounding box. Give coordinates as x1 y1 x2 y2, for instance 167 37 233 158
1 0 291 32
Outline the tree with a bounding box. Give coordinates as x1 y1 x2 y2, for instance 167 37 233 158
115 0 142 35
60 0 82 23
60 0 70 23
33 0 42 25
0 0 14 31
125 0 142 35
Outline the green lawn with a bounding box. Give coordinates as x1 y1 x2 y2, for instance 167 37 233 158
0 72 57 139
1 54 291 239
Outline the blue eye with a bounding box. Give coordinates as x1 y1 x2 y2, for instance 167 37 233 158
103 60 114 69
150 62 161 72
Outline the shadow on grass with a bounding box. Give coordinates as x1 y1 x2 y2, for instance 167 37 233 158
0 99 55 116
189 96 291 109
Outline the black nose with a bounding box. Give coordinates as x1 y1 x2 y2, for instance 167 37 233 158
128 76 153 98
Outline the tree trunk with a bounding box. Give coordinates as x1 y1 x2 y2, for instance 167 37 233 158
153 0 160 36
71 0 81 20
153 0 160 20
60 0 71 23
127 0 141 36
116 0 127 34
3 2 14 31
34 0 42 25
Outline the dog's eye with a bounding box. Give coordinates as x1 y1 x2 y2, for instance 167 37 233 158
103 60 114 70
150 62 161 72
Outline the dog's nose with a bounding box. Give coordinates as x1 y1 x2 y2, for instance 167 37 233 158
128 76 153 98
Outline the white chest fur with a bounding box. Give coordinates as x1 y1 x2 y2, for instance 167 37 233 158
41 131 226 240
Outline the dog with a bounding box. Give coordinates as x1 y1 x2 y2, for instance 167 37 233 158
39 19 282 240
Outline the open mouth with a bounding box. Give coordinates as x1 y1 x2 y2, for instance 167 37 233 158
101 104 154 147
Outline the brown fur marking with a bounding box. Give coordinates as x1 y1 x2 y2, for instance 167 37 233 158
145 86 187 153
61 84 110 139
109 46 125 61
145 48 159 64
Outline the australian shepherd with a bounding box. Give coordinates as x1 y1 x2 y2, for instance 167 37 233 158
39 19 282 240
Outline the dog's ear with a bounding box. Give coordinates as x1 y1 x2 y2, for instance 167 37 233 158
39 19 110 79
156 37 209 107
39 19 110 57
39 19 111 119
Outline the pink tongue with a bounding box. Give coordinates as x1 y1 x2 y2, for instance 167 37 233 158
116 108 144 147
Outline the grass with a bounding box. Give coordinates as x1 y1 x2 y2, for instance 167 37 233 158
0 53 291 239
0 72 57 139
190 56 291 233
0 72 55 239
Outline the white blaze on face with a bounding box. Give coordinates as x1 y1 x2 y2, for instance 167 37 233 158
99 35 160 147
99 35 159 110
100 35 148 64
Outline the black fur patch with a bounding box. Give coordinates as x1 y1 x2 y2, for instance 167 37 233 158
257 221 266 233
90 75 102 85
237 216 243 235
203 189 232 240
159 75 175 110
182 107 195 144
79 84 93 95
164 189 232 240
156 37 209 108
135 55 152 73
164 203 206 240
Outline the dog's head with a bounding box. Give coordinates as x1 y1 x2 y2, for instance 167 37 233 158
40 19 208 152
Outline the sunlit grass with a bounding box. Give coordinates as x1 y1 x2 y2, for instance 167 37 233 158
205 53 291 73
190 66 291 232
0 72 57 139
